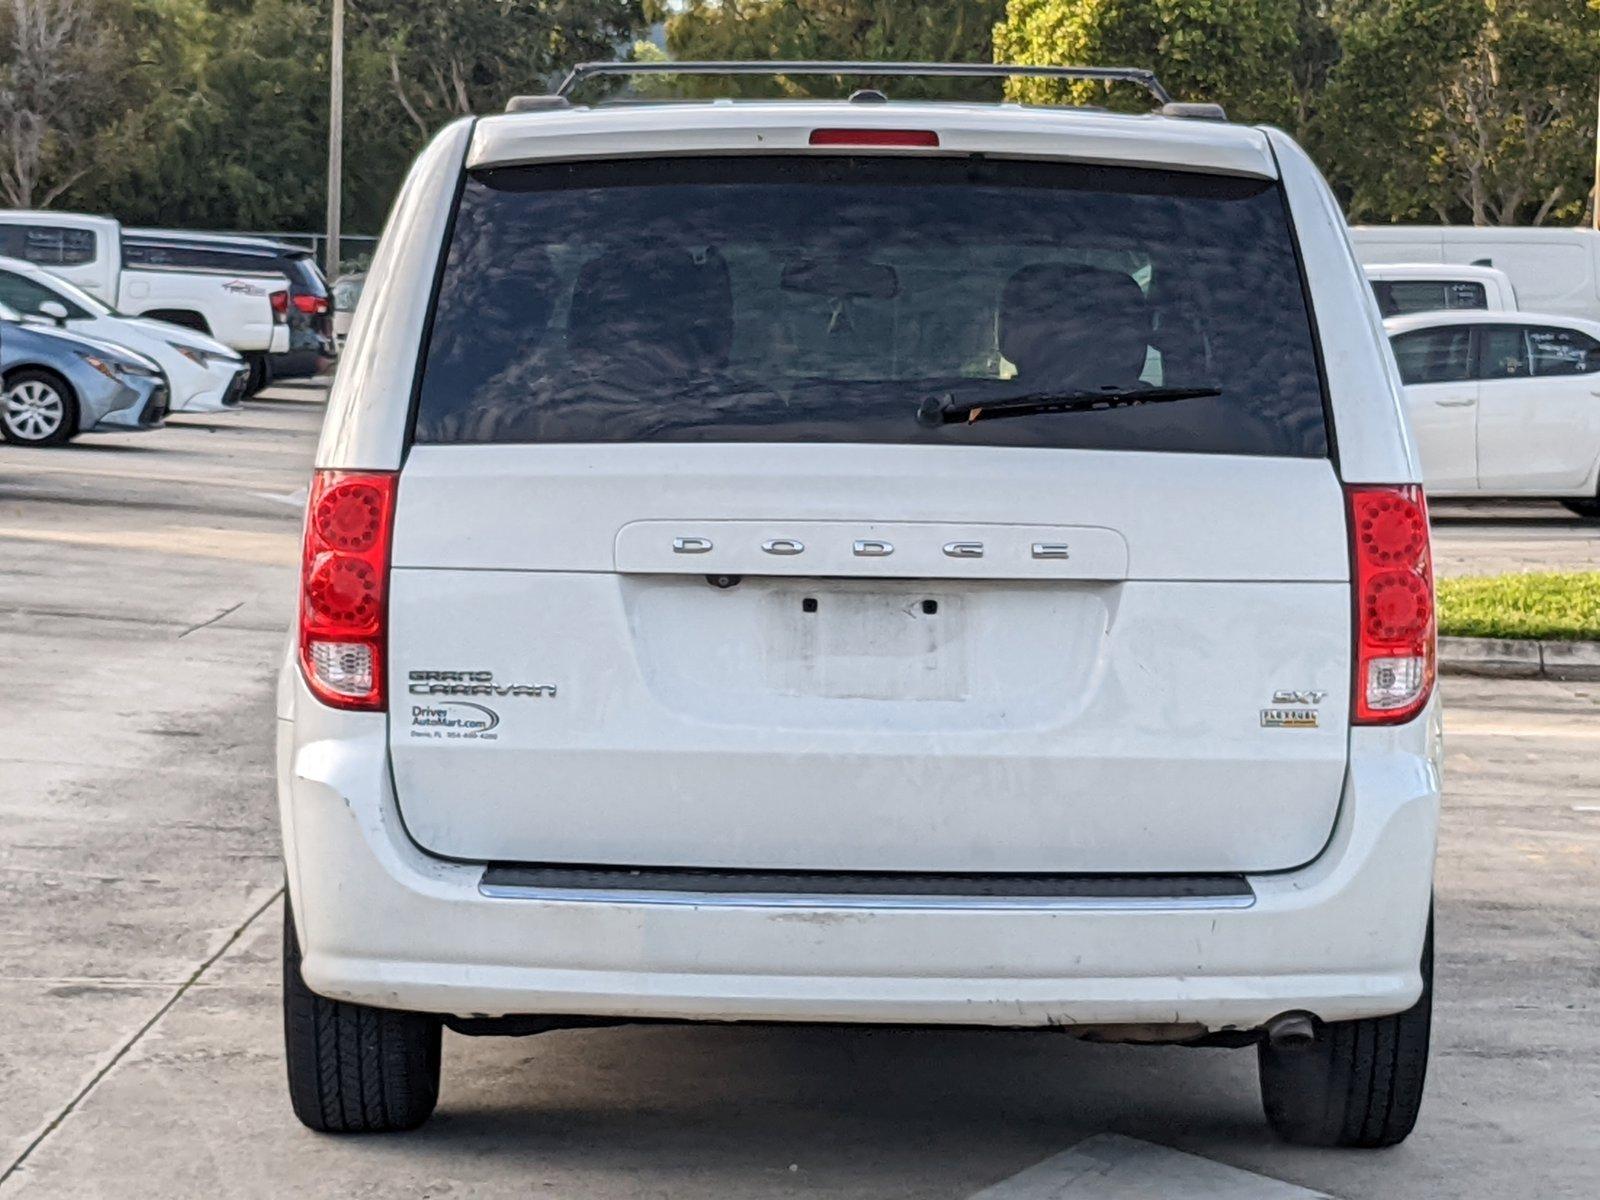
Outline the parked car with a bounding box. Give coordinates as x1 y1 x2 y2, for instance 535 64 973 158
1351 225 1600 323
123 230 334 382
1386 309 1600 513
1364 262 1517 317
0 211 288 394
330 272 366 351
0 255 248 414
278 64 1440 1147
1 302 168 445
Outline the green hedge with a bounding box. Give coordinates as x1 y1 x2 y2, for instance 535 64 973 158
1437 572 1600 641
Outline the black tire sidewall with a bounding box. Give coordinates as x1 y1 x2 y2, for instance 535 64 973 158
1258 909 1433 1148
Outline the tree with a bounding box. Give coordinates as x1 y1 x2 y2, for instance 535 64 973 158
1317 0 1600 225
992 0 1304 123
356 0 646 138
67 0 352 231
664 0 1010 99
0 0 154 207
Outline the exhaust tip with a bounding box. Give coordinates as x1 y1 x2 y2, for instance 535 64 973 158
1264 1012 1318 1048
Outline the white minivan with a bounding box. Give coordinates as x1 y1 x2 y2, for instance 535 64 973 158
278 63 1441 1146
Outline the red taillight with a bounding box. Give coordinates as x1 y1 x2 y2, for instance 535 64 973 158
269 290 289 322
809 128 940 147
292 293 328 315
1347 484 1436 725
298 470 396 710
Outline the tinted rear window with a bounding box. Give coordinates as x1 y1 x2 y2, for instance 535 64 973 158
124 241 276 273
1372 278 1488 316
284 254 328 296
414 156 1327 456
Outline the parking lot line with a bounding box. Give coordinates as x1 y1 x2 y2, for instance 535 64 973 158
967 1134 1332 1199
0 524 296 565
1444 717 1600 739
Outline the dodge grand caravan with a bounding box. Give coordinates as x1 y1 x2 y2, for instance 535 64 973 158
277 62 1441 1146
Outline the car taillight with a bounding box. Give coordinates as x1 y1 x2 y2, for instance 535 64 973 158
269 290 289 323
809 128 940 147
298 470 396 710
292 294 328 315
1347 484 1435 724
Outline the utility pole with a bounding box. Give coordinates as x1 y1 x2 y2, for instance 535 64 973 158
325 0 345 277
1593 69 1599 231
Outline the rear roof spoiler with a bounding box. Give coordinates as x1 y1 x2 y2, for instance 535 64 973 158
507 61 1226 120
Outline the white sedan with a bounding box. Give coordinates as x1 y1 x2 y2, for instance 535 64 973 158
0 255 248 413
1386 309 1600 515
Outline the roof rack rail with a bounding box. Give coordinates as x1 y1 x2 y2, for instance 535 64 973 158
553 61 1176 107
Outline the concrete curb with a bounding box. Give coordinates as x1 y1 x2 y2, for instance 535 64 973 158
1440 636 1600 681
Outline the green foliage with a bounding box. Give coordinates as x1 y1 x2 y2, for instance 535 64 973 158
55 0 645 233
1437 571 1600 641
993 0 1303 122
357 0 643 134
9 0 1599 233
993 0 1599 224
664 0 1009 99
1316 0 1600 224
0 0 165 207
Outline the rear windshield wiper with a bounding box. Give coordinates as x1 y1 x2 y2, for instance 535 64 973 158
917 385 1222 426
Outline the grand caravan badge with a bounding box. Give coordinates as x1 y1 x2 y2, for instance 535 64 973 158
407 670 556 698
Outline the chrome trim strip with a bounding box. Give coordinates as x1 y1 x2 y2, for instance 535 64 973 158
477 884 1256 912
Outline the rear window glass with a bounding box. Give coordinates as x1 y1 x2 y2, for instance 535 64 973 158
124 242 275 273
0 224 96 266
414 156 1327 457
1372 279 1488 316
284 254 328 296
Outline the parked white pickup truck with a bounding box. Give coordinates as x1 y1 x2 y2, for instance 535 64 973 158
0 210 290 393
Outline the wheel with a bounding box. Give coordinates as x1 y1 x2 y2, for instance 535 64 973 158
1258 913 1432 1147
2 370 78 446
282 901 442 1132
1561 498 1600 519
243 355 268 398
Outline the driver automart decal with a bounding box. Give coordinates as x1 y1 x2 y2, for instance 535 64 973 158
409 701 500 741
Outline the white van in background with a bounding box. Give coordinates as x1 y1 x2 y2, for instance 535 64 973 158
1363 263 1517 317
0 211 290 392
1349 226 1600 323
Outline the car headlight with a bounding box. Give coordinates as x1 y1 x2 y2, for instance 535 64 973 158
79 352 157 380
169 342 240 369
79 354 121 381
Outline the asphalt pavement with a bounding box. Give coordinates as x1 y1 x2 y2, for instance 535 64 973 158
0 391 1596 1198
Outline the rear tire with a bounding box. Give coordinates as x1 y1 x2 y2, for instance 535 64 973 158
1258 913 1432 1148
282 902 442 1133
1 369 78 446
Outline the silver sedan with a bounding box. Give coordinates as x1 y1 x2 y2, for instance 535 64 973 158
1 304 168 446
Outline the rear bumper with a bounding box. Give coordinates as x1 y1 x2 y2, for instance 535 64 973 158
278 669 1441 1031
